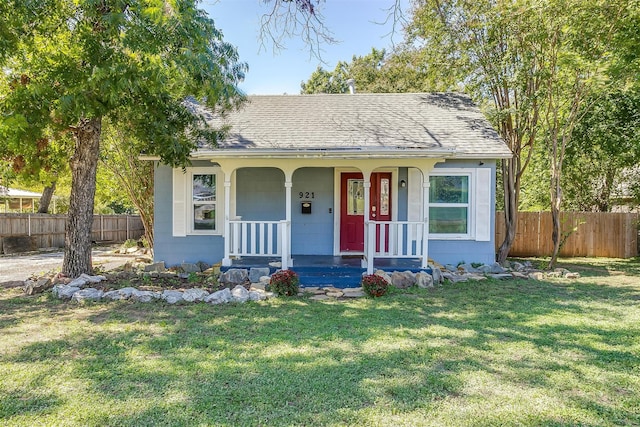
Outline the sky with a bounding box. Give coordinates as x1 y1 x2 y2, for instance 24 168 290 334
203 0 409 95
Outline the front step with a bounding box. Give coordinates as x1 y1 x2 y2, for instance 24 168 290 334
221 264 433 289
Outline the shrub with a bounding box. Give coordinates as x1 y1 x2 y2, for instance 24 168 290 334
361 274 389 297
268 270 300 296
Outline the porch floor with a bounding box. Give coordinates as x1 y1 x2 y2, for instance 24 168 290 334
224 255 431 288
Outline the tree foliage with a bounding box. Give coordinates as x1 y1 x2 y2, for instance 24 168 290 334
563 88 640 212
0 0 246 276
300 48 438 94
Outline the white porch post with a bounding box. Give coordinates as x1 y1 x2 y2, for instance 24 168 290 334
362 172 373 272
283 178 293 268
222 174 232 267
421 174 430 269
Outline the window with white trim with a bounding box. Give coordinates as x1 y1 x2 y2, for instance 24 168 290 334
173 167 222 236
429 173 471 236
191 173 217 232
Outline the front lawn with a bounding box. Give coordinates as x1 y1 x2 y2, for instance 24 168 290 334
1 258 639 426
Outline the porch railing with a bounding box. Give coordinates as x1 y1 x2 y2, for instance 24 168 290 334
366 221 428 273
228 220 290 269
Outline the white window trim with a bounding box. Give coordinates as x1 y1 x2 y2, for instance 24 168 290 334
428 168 475 240
173 166 223 236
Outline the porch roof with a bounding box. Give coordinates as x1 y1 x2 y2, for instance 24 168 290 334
192 92 512 160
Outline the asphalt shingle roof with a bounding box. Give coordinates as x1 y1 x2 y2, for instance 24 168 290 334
201 92 511 159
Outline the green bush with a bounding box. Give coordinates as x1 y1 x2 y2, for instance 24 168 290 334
268 270 300 296
361 274 389 297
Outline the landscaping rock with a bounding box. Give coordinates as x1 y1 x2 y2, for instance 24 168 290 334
181 263 200 274
71 288 103 303
430 266 443 284
52 285 81 299
23 277 53 295
249 290 267 301
162 290 184 304
458 263 477 273
529 272 545 280
249 267 270 283
131 289 159 303
512 262 525 272
309 294 330 301
390 271 415 289
342 289 365 298
489 273 512 280
326 291 344 298
182 288 209 302
219 268 250 288
415 272 434 288
231 285 250 303
564 272 581 279
374 270 392 285
205 288 233 304
489 262 506 274
476 265 493 274
196 261 211 272
511 272 529 280
144 261 165 273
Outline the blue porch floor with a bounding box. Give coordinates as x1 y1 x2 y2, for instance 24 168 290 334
222 255 432 288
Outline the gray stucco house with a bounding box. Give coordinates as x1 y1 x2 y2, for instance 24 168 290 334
150 92 511 273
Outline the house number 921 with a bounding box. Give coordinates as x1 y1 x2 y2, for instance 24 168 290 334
299 192 315 199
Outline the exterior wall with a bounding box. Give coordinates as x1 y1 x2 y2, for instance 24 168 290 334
428 159 497 265
154 161 225 266
153 159 499 268
236 168 285 221
291 168 334 255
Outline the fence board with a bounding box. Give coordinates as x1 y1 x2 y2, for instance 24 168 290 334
0 214 145 251
496 211 639 258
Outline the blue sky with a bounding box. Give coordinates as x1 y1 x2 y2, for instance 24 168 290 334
203 1 409 95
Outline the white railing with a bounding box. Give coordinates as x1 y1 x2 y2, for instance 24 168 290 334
228 220 290 269
366 221 429 274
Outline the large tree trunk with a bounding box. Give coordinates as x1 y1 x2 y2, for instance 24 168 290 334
37 182 56 213
497 156 519 263
63 117 102 277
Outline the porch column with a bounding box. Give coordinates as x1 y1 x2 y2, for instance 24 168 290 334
283 178 293 269
222 174 232 267
361 171 373 273
421 174 430 269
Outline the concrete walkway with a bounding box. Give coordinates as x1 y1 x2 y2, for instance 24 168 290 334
0 245 139 286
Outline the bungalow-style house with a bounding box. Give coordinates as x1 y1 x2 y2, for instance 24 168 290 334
151 93 512 274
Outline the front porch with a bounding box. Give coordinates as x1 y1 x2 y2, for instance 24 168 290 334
223 255 433 288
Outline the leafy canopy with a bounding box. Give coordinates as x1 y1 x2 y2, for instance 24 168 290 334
0 0 247 169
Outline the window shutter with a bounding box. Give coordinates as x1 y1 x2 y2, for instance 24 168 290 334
407 169 423 240
173 168 187 237
475 168 492 241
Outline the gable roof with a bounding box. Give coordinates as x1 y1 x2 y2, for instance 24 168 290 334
194 92 511 159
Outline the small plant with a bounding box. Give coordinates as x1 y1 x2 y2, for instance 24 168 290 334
361 274 389 297
268 270 300 296
187 272 199 284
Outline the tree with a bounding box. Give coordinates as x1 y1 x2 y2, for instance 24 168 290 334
1 0 246 277
406 0 637 264
563 88 640 212
300 48 438 94
99 121 155 247
407 0 549 263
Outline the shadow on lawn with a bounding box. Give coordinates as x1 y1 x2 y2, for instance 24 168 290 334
1 276 639 425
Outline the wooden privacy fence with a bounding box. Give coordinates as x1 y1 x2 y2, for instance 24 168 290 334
496 211 639 258
0 213 145 249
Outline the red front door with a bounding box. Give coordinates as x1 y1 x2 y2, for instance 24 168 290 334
340 172 392 252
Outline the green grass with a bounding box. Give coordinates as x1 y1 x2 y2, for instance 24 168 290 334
1 257 639 426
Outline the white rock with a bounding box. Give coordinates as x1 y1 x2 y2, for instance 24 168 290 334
103 290 126 300
249 290 267 301
415 272 434 288
131 290 159 303
71 288 104 303
67 277 90 288
231 285 250 303
204 288 233 304
162 290 184 304
182 288 209 302
53 285 81 299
